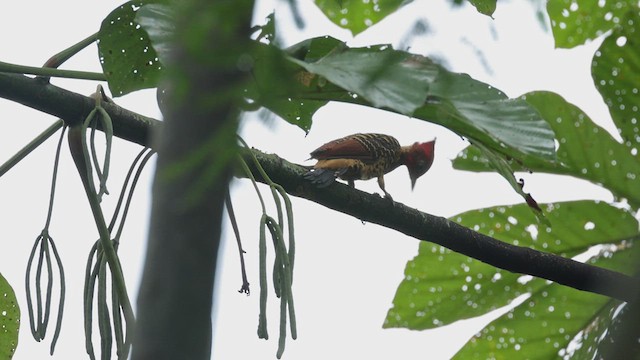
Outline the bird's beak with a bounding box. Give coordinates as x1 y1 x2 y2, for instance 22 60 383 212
410 176 417 191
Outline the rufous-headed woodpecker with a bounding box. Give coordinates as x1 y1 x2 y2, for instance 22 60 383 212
304 133 436 199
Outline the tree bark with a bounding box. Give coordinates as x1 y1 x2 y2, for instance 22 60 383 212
131 1 254 359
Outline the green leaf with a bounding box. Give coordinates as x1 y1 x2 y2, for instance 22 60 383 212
455 282 613 359
453 91 640 208
0 273 19 360
592 9 640 147
313 0 411 35
289 45 438 115
255 12 276 43
135 3 175 63
287 38 556 161
454 240 640 359
247 43 331 133
384 200 639 330
546 0 638 49
467 0 496 16
98 1 164 97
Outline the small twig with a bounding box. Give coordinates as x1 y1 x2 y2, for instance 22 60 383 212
39 32 99 83
0 119 64 178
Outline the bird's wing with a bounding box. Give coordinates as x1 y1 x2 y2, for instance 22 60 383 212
310 135 375 161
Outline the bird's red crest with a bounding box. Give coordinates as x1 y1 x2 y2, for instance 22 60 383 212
407 139 436 189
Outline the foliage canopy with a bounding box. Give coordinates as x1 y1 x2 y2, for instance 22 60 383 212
0 0 639 359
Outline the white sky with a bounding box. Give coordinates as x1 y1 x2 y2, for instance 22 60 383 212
0 1 615 359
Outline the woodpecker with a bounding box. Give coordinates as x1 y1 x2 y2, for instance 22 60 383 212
304 133 436 199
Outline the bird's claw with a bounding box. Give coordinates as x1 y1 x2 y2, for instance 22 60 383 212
383 191 395 205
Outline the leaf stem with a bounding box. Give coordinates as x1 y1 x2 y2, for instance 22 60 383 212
0 60 106 81
43 33 99 70
0 119 64 178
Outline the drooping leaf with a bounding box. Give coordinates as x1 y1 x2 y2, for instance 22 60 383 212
454 240 640 359
547 0 638 49
98 1 164 97
472 142 544 216
384 200 639 331
0 273 19 360
453 91 640 208
313 0 412 35
592 9 640 147
287 38 556 161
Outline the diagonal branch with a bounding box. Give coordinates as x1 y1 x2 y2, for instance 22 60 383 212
1 71 638 303
240 150 640 303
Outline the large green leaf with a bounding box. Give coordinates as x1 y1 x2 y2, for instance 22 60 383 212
455 282 613 359
289 45 438 115
454 239 640 359
453 91 640 208
98 1 164 97
313 0 411 36
547 0 638 49
287 38 556 161
0 273 19 360
118 11 558 160
592 9 640 147
313 0 496 35
384 200 639 330
133 13 556 161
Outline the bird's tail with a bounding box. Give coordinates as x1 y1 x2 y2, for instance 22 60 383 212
304 168 347 188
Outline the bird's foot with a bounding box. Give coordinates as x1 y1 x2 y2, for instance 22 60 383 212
383 191 395 205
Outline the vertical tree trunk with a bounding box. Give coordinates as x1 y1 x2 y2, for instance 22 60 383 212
132 2 254 359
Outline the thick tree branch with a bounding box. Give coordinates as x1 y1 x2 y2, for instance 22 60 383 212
0 72 159 146
1 71 638 303
242 151 640 303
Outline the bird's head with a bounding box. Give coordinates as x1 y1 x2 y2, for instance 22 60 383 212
404 139 436 190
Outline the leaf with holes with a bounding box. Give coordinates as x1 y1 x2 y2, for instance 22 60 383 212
455 240 640 359
135 3 175 63
313 0 411 36
453 91 640 208
98 1 164 97
592 9 640 147
0 273 19 360
546 0 637 49
384 200 638 331
246 42 335 133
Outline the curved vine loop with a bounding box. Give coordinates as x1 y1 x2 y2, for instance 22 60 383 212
235 136 297 359
24 124 67 355
83 147 155 360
